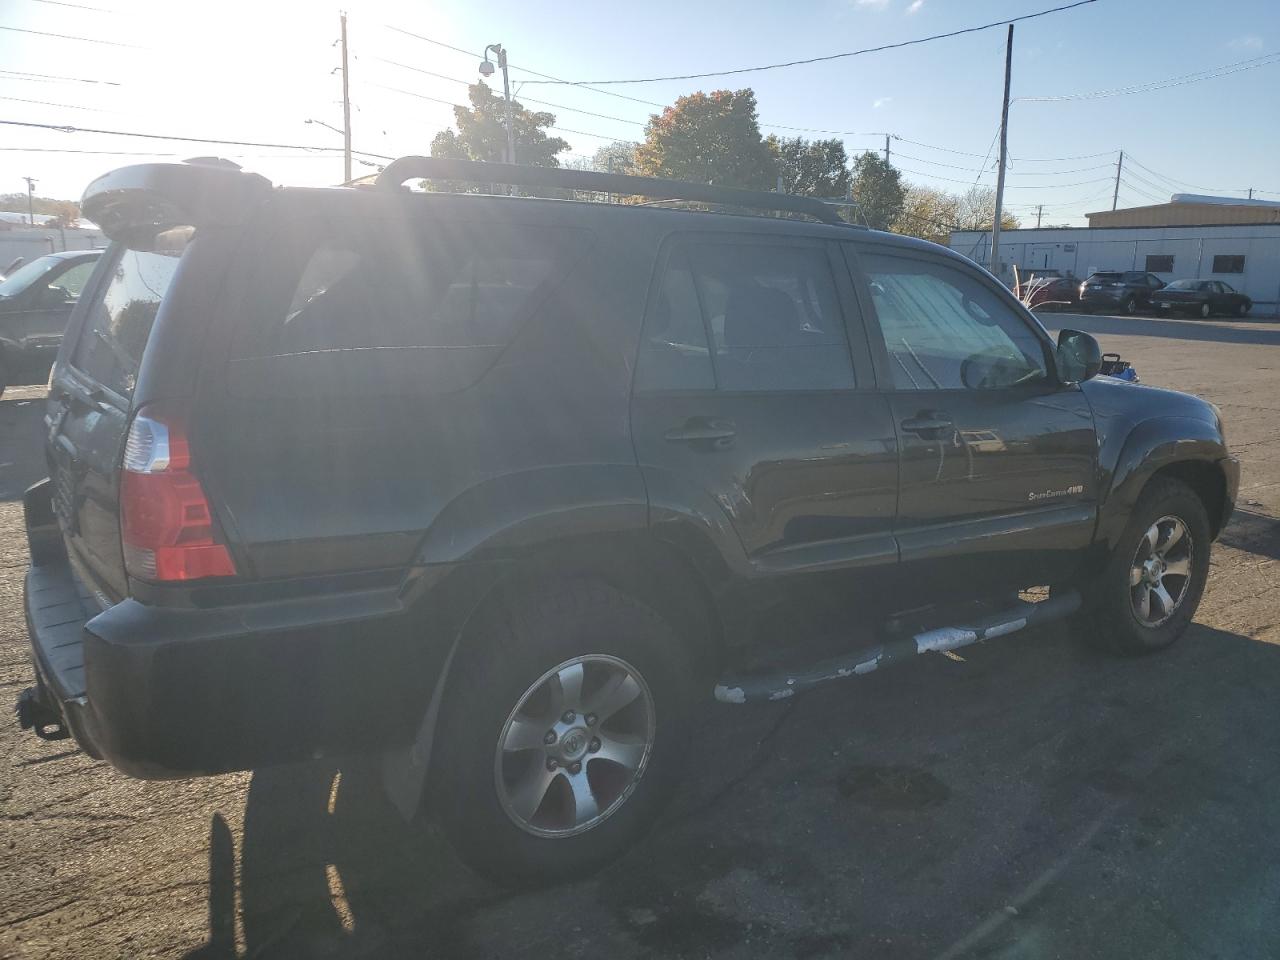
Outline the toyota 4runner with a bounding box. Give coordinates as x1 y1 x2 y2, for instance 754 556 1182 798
16 158 1238 883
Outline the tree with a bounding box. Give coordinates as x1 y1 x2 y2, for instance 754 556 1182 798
633 89 776 190
848 152 905 230
429 82 569 167
954 186 1020 231
769 136 850 198
894 185 960 245
591 141 639 176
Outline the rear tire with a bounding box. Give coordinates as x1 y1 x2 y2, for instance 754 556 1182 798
1123 296 1137 315
1237 302 1250 317
1199 302 1212 319
1076 478 1211 655
433 578 693 886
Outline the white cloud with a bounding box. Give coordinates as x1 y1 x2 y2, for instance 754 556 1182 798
906 0 924 13
873 97 893 109
1229 35 1264 49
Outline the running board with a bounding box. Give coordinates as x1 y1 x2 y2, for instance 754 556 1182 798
713 590 1081 704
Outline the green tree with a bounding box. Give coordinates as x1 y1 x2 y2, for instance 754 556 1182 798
769 136 850 198
633 89 776 190
848 152 905 230
591 141 639 176
429 82 569 167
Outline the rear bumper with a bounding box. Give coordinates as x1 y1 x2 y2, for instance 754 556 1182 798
20 486 479 780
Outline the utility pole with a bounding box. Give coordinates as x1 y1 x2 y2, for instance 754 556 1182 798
340 12 352 183
1248 187 1254 200
22 176 36 225
480 44 515 166
989 24 1013 278
884 134 891 165
1036 204 1043 228
1111 149 1123 211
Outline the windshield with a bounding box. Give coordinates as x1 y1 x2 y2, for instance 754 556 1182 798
1167 279 1207 290
0 254 61 298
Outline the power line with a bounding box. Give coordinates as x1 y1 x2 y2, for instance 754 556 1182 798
892 149 1113 176
0 146 176 155
31 0 110 9
0 68 120 86
514 0 1099 85
1018 52 1280 103
0 24 140 48
894 164 1113 189
1124 154 1274 197
0 118 396 159
0 94 112 112
1117 178 1166 204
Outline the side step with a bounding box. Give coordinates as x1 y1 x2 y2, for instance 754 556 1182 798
713 590 1081 704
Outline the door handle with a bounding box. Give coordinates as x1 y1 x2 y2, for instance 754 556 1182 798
664 417 736 444
901 413 953 435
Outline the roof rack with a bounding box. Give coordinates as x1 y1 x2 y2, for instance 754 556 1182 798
375 156 852 227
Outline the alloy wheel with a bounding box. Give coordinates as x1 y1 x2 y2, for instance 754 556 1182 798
495 654 656 838
1130 515 1194 627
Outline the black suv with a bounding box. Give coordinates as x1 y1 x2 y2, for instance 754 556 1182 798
1079 270 1165 315
17 159 1237 883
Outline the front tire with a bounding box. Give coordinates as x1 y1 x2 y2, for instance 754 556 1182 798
1237 302 1250 317
1123 296 1138 315
433 579 693 885
1077 478 1211 655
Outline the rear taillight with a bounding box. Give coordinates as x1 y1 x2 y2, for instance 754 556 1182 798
120 403 236 582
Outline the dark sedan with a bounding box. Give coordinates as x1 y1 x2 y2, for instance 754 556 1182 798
1153 279 1252 319
0 249 101 395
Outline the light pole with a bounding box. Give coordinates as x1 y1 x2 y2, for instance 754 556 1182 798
22 176 36 226
479 43 515 166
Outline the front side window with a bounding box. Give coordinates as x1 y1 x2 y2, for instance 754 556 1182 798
49 260 96 300
861 252 1049 391
71 229 190 399
635 239 856 393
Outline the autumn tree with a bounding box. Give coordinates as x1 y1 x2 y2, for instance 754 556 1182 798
429 82 569 167
770 136 850 198
633 89 776 190
848 152 905 230
894 185 960 245
954 186 1020 231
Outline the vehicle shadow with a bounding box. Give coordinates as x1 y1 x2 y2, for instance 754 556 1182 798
1038 313 1280 346
1218 509 1280 562
180 612 1280 959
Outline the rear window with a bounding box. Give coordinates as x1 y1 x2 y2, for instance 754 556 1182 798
1088 273 1121 282
70 228 191 399
232 220 586 360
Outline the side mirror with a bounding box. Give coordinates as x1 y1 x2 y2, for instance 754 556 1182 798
1056 329 1101 384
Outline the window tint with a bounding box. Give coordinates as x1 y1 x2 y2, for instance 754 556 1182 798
71 229 190 399
635 241 856 393
862 252 1049 391
1212 254 1245 274
235 221 583 359
634 248 715 391
50 260 95 299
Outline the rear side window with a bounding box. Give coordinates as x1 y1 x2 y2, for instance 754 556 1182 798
70 229 190 399
233 221 584 360
634 239 856 393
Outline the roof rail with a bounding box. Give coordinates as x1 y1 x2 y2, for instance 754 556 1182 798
375 156 851 227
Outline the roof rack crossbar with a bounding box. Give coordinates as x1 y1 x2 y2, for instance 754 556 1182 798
375 157 850 226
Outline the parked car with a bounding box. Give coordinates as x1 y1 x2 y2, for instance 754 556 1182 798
0 249 101 395
17 159 1237 884
1079 270 1165 315
1023 275 1080 309
1153 279 1252 319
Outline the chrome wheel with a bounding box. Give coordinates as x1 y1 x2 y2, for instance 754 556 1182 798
495 654 656 838
1130 515 1194 627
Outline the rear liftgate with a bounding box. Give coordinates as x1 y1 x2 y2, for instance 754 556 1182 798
714 590 1081 704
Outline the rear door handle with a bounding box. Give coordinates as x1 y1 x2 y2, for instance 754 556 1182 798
901 413 953 435
664 418 736 444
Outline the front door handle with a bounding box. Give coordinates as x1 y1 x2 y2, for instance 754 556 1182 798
664 417 736 445
901 412 953 435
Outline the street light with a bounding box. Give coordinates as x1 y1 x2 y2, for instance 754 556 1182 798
480 43 515 166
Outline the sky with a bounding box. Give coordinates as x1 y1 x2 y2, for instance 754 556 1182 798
0 0 1276 226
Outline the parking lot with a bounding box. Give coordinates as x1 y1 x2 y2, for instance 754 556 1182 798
2 310 1279 960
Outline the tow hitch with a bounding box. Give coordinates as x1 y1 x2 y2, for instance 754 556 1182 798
714 589 1081 704
15 686 70 741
